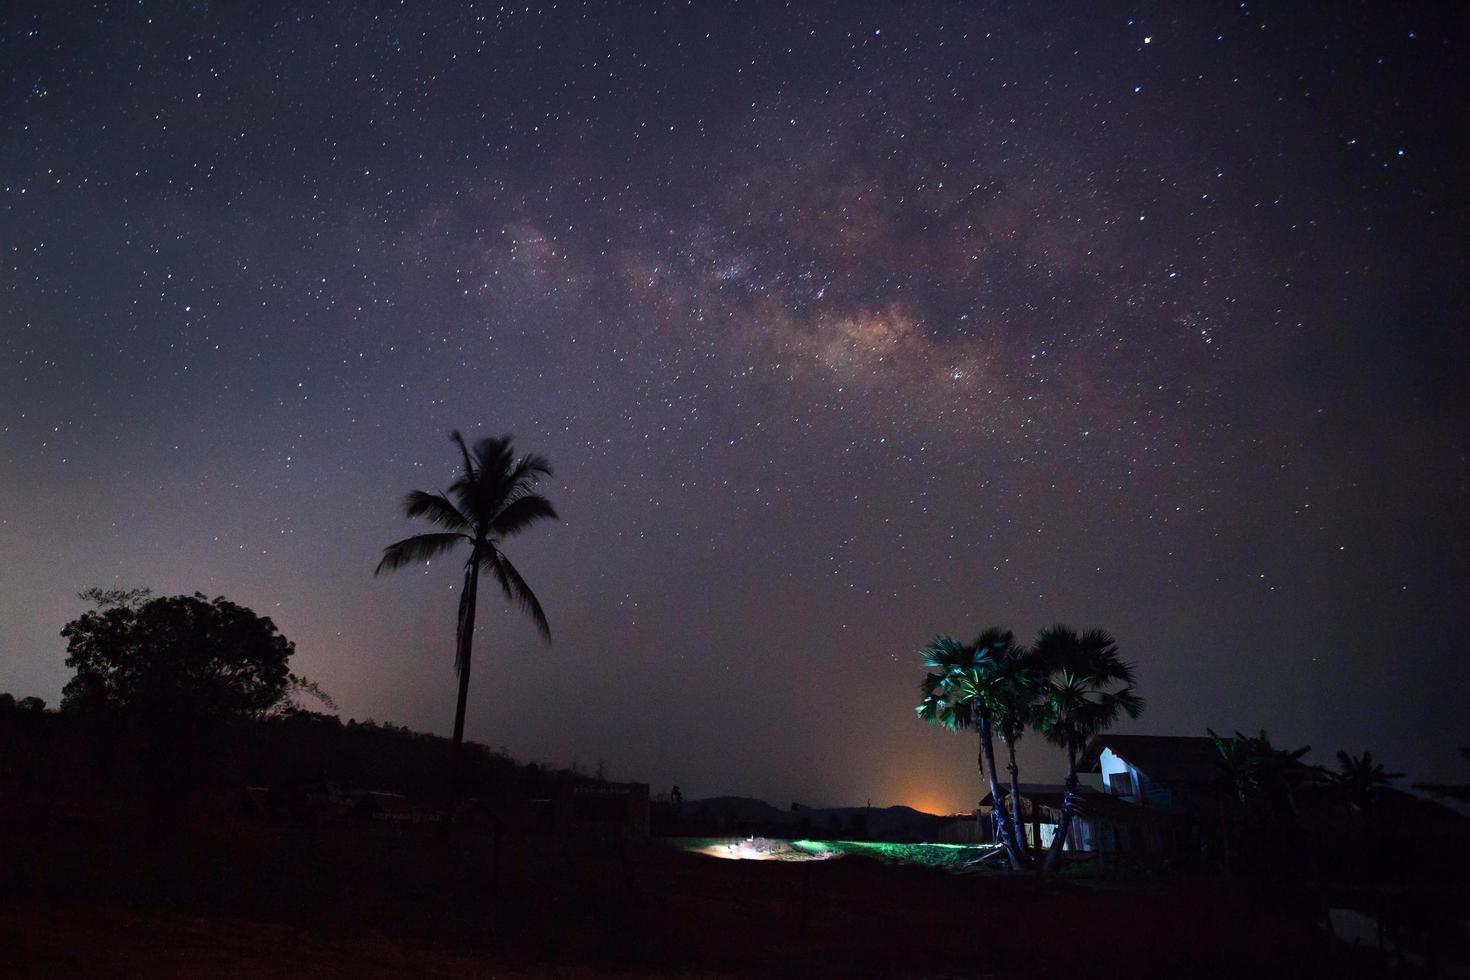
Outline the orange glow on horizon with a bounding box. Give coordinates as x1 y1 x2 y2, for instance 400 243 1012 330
904 796 968 816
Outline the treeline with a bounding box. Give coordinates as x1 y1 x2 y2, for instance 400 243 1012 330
5 585 649 828
0 698 598 818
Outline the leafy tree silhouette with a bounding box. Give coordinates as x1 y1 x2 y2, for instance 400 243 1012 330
59 589 316 819
60 591 299 718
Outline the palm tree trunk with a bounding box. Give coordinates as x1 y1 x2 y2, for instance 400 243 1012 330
978 715 1023 871
1004 735 1028 866
1044 742 1079 873
451 559 480 761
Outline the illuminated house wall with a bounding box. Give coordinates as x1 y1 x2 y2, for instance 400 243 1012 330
1098 748 1137 800
1099 747 1176 808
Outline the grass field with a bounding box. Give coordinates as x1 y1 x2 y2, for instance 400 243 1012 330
673 836 999 870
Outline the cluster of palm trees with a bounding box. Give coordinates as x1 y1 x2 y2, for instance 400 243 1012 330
1206 729 1314 816
1203 730 1419 871
1208 731 1413 816
917 626 1143 873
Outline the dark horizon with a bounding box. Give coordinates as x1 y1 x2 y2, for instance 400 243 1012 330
1 1 1466 813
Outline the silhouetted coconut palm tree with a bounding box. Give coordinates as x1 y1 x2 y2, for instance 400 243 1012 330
917 629 1028 869
1033 625 1143 872
1326 749 1403 813
375 431 557 761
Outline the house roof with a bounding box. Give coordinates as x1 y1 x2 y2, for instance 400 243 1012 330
978 783 1068 807
1079 734 1227 784
978 785 1174 822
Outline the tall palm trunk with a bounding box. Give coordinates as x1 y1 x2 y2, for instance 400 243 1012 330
451 555 480 759
978 714 1023 870
1044 741 1079 873
1004 734 1028 866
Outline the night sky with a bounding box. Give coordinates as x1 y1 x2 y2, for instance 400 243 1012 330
2 2 1465 813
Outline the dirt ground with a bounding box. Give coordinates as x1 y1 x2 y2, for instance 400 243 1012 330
1 903 694 979
0 812 1417 978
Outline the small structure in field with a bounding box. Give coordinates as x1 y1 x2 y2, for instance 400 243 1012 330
530 775 650 838
975 735 1239 855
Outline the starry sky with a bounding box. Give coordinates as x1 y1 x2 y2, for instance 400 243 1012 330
1 1 1465 813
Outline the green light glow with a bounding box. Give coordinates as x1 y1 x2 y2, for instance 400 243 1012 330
673 837 1001 869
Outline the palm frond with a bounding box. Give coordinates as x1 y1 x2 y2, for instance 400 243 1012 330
919 634 971 671
449 479 481 526
1111 686 1145 719
450 430 477 482
459 435 515 509
374 532 469 575
506 451 553 486
484 548 551 642
1031 624 1077 671
448 434 534 521
492 492 559 538
486 446 551 517
473 434 518 477
916 694 942 724
951 696 979 731
971 627 1016 657
918 670 945 700
403 490 472 531
1079 632 1133 686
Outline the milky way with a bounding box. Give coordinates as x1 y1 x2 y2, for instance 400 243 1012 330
1 2 1465 810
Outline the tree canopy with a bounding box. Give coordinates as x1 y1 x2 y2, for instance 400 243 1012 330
916 629 1031 870
60 591 300 720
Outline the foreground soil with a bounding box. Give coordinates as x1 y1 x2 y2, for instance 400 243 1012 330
2 903 715 979
0 810 1417 978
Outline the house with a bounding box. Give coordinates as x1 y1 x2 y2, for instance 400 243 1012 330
529 775 651 838
973 736 1238 856
978 783 1175 854
1080 734 1227 807
1078 734 1235 853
